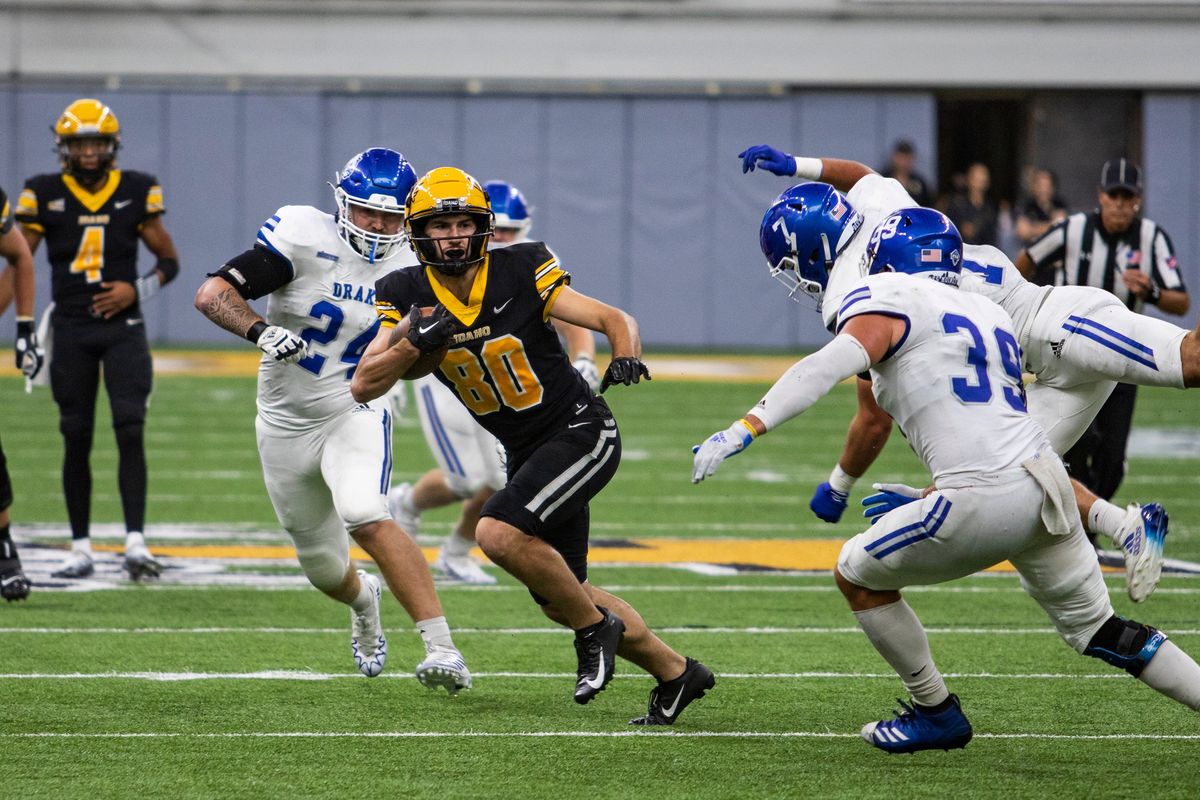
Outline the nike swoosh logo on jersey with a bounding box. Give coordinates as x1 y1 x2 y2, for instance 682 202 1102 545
660 686 686 718
114 199 133 209
126 318 143 327
582 656 607 690
493 298 513 314
568 421 590 429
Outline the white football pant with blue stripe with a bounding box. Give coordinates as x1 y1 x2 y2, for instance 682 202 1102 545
413 374 506 498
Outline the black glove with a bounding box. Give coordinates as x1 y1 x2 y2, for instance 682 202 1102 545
599 357 651 393
15 320 44 381
405 303 457 354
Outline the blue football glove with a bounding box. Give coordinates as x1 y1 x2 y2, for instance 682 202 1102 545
738 144 795 176
861 483 924 525
810 482 849 523
691 420 756 484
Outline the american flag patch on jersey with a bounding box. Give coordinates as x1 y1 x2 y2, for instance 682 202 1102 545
921 248 942 262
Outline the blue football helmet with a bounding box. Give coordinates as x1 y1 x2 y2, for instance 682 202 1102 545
866 207 963 286
758 182 864 308
484 180 532 241
333 148 417 263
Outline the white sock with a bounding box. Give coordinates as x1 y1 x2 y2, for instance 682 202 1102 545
1138 639 1200 711
854 599 949 707
71 537 92 555
416 616 454 650
125 531 146 552
442 528 474 558
1088 500 1127 547
349 575 376 613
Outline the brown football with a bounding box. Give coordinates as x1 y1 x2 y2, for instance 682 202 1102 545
389 306 450 380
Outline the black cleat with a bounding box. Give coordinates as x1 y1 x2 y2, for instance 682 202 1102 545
629 657 715 725
573 606 625 704
124 552 162 581
1 556 31 602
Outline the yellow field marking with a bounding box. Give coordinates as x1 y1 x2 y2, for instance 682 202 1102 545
90 539 1038 573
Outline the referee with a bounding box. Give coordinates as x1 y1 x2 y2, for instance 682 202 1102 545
1017 158 1188 504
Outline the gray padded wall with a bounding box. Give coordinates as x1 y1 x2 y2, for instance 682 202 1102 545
0 88 935 349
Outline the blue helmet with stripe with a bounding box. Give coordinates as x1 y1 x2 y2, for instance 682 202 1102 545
484 180 532 242
333 147 417 263
866 207 963 287
758 182 864 309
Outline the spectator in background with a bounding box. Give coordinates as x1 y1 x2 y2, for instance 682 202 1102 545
880 139 932 207
946 162 999 246
1017 168 1068 247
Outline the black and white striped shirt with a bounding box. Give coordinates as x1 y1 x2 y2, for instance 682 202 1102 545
1025 211 1185 312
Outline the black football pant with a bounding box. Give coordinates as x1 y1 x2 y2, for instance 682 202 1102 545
50 316 152 539
1064 382 1138 542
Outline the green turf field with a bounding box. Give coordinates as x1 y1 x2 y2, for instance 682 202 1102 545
2 369 1199 799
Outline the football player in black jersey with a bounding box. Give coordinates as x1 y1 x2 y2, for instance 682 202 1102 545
15 99 180 581
0 184 44 601
353 167 715 725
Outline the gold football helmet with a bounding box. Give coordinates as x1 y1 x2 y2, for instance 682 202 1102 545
405 167 495 275
53 99 121 182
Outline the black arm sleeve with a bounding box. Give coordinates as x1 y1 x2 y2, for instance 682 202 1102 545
208 245 293 300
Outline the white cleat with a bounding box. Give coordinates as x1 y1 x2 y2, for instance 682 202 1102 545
51 550 94 579
387 482 421 540
416 645 472 696
1118 503 1168 603
433 552 497 585
123 544 162 581
350 570 388 677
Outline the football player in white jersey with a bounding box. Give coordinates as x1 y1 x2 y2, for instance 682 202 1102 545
693 204 1200 752
385 180 600 584
740 145 1200 601
194 148 470 693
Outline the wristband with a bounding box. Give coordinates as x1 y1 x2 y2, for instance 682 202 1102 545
246 320 268 343
828 464 857 495
155 257 180 284
792 156 823 180
1145 283 1161 306
737 418 759 441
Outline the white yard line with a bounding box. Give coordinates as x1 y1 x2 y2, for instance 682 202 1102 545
3 730 1197 741
2 625 1198 636
0 670 1136 681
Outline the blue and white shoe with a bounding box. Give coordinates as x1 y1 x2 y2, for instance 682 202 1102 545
1118 503 1168 603
416 645 472 696
350 570 387 677
861 694 973 754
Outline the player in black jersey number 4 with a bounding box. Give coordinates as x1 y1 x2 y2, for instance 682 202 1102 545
16 99 180 581
353 167 714 724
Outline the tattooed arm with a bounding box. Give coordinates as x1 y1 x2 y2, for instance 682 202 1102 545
194 276 265 339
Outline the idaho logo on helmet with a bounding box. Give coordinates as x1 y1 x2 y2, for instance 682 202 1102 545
54 99 121 185
405 168 495 276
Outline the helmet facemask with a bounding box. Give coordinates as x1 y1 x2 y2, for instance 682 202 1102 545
334 188 408 264
409 210 495 276
58 136 118 186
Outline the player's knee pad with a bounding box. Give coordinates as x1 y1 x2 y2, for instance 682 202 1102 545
111 400 148 430
59 412 94 443
113 421 145 450
1083 615 1167 677
295 544 350 592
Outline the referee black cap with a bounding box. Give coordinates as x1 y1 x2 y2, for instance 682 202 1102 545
1100 158 1142 195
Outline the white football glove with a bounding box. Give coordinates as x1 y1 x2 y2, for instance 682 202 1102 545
256 325 309 364
691 420 756 484
573 355 602 393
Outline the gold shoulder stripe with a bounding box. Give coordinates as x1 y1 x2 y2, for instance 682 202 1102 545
542 282 567 322
16 188 38 218
376 301 402 328
146 184 164 214
1 199 8 219
534 264 566 296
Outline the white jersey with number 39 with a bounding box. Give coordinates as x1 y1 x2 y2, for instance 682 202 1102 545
255 205 417 429
836 272 1048 484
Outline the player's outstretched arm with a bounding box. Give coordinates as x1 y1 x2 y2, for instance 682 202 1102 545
549 286 649 392
810 378 894 522
738 145 875 193
194 275 308 365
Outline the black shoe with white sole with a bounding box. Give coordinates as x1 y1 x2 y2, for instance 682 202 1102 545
629 657 715 725
573 606 625 705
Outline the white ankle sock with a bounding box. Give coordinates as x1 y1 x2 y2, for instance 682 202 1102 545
1138 639 1200 711
442 529 474 558
854 599 949 707
350 575 375 613
71 537 92 555
416 616 454 650
125 531 146 552
1088 500 1127 547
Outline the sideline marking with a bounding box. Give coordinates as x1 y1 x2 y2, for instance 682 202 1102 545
3 625 1198 636
0 670 1138 681
4 730 1198 741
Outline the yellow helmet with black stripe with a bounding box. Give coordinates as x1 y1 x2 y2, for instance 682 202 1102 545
405 167 495 276
53 99 121 183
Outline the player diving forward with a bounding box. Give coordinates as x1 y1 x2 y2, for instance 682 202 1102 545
386 180 600 584
693 204 1200 753
353 167 714 725
740 145 1198 601
194 148 470 693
